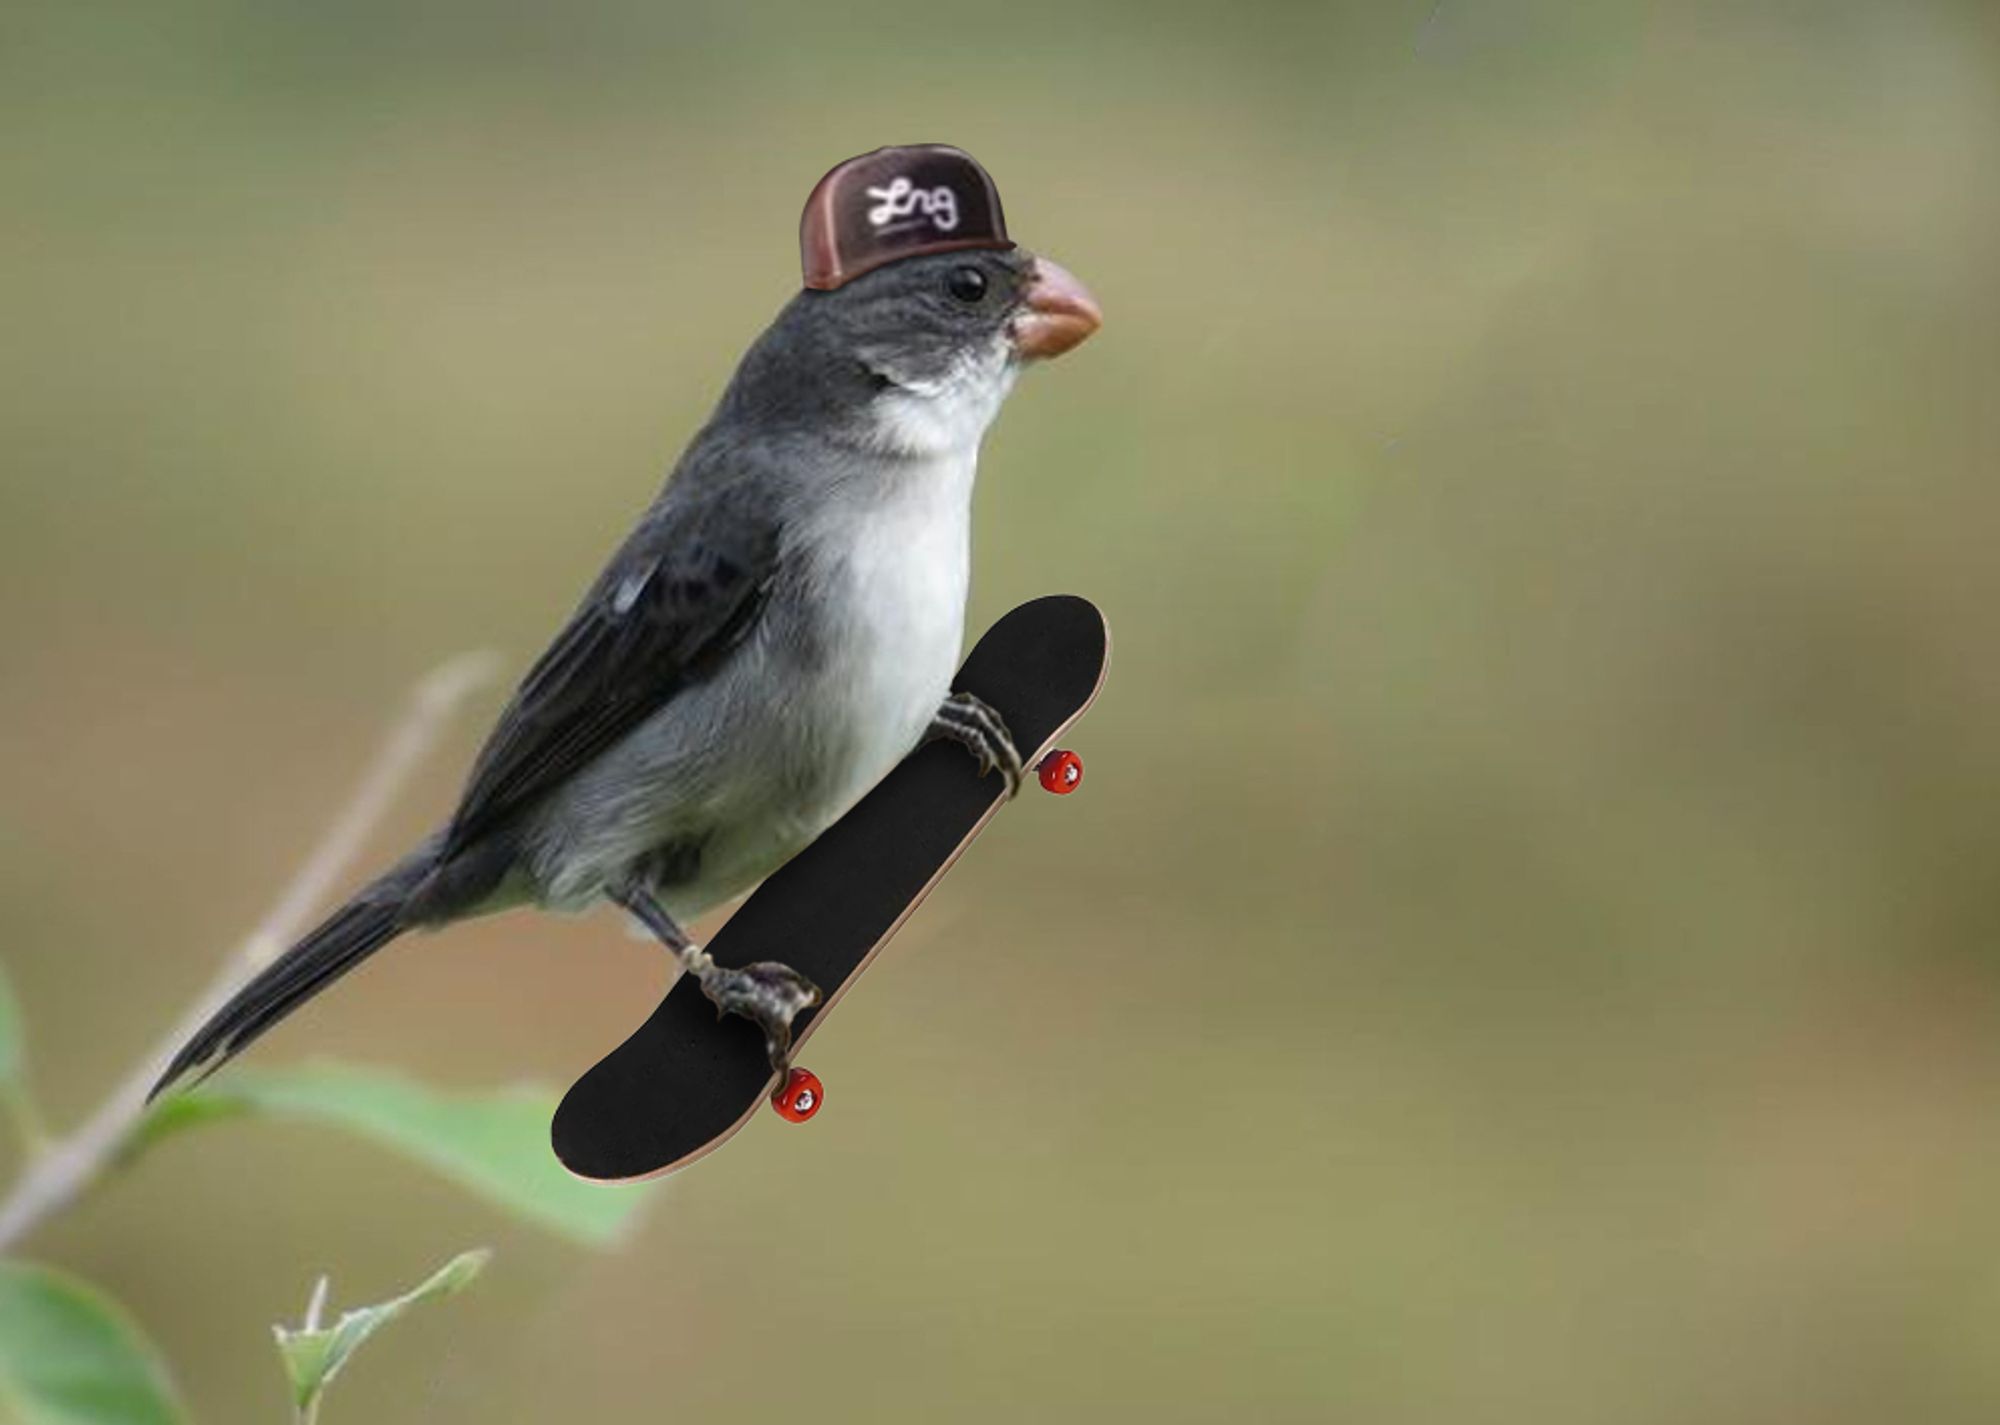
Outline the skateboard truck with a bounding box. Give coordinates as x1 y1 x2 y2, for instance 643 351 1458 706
766 749 1087 1124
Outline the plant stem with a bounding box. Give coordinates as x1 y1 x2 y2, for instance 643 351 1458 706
0 652 498 1253
294 1274 331 1425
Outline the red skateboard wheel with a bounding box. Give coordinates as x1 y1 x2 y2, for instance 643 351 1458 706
772 1067 823 1123
1037 749 1083 795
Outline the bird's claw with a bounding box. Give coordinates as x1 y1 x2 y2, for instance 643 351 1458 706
683 950 822 1080
928 691 1025 798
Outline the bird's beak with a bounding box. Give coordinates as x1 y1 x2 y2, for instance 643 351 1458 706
1011 257 1102 362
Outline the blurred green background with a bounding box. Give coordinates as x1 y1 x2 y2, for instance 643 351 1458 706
6 0 2000 1419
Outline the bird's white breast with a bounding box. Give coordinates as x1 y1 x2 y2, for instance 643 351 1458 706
806 447 976 816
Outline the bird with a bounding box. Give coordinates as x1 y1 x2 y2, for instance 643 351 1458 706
148 145 1101 1099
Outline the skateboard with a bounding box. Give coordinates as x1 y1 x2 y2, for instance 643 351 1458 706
552 594 1110 1181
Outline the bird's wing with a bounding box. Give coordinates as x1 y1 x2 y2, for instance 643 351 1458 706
441 483 781 856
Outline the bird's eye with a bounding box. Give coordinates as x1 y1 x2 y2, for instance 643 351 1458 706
944 266 988 304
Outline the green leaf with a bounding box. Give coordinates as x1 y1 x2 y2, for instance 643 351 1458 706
274 1249 489 1414
123 1090 251 1166
158 1063 646 1246
0 1261 187 1425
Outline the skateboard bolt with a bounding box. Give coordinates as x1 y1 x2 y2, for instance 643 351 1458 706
772 1067 824 1124
1037 749 1083 795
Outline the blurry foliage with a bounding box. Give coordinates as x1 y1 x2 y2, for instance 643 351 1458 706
0 1260 186 1425
0 933 627 1419
0 669 646 1417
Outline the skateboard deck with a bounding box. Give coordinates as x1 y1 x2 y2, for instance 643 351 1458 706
552 594 1110 1180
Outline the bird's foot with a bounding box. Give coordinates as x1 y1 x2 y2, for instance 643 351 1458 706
928 691 1025 797
679 944 822 1080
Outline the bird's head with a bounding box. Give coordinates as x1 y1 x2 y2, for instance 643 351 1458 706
718 146 1101 460
800 247 1101 456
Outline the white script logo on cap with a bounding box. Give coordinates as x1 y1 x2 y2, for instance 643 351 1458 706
865 176 960 233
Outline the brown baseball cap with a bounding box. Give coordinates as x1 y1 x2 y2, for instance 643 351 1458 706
800 145 1014 291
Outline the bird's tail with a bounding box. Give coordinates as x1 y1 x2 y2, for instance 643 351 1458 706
149 845 440 1100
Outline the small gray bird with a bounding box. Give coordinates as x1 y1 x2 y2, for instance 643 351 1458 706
150 145 1100 1098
